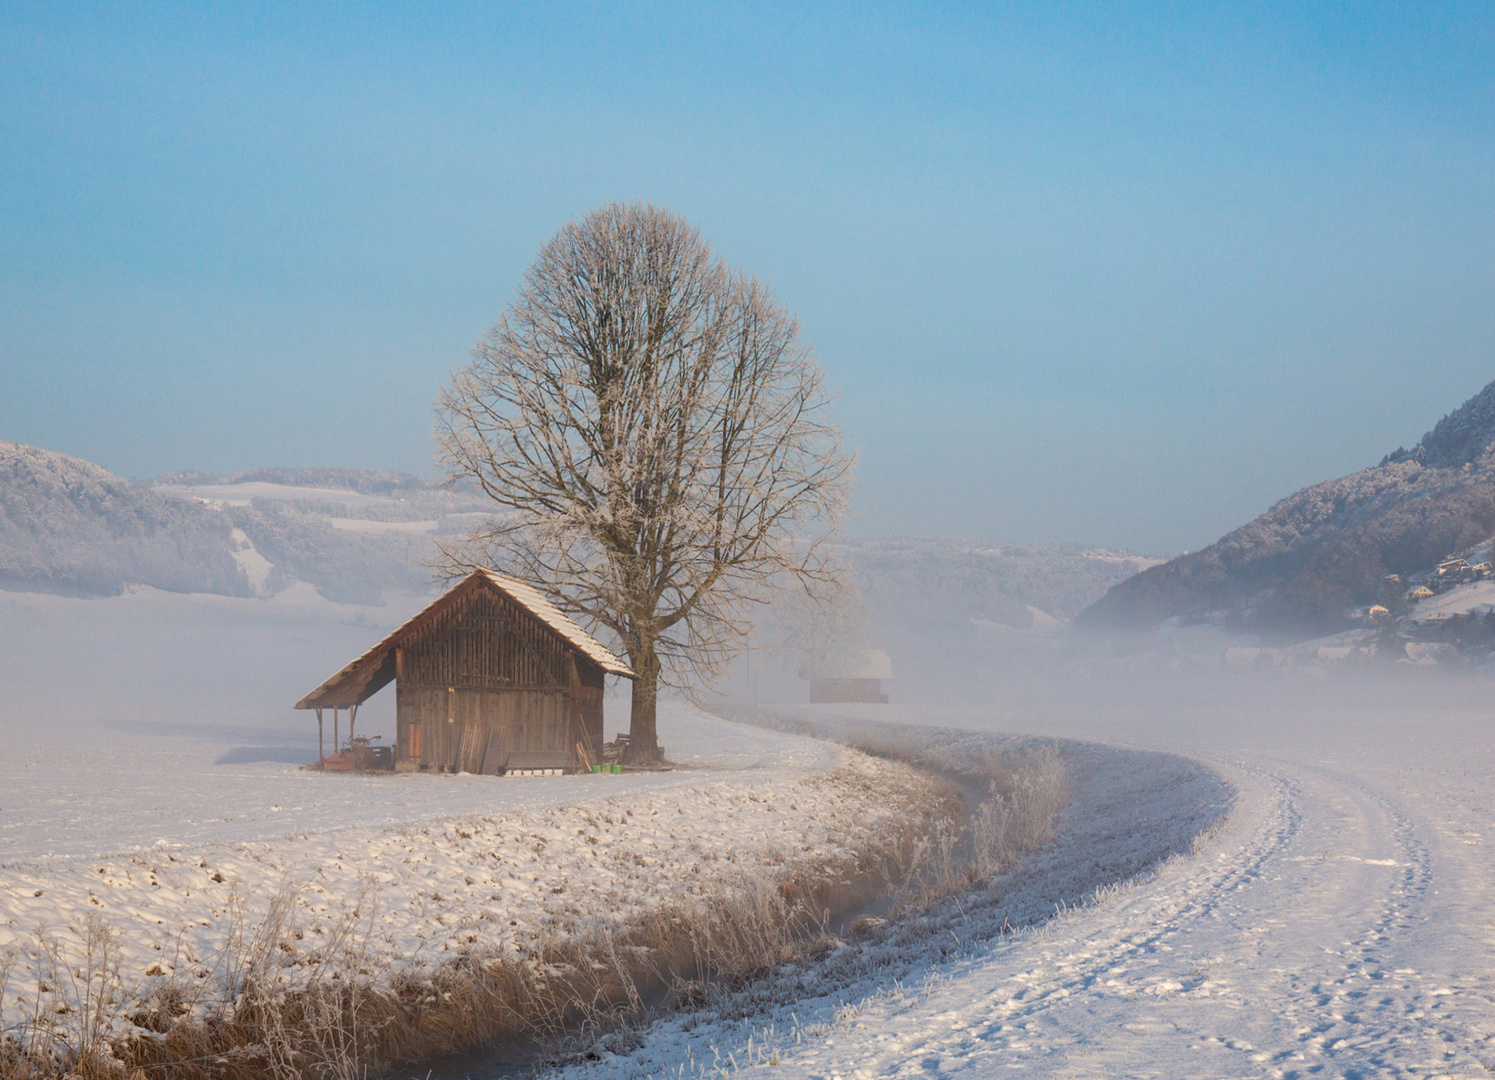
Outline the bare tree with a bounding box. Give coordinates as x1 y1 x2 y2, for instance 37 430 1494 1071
435 202 852 761
760 573 872 676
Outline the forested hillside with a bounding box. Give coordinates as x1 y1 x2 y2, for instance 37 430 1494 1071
1078 378 1495 636
0 441 249 596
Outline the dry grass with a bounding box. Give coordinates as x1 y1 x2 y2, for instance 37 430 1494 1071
0 744 1064 1080
840 731 1069 911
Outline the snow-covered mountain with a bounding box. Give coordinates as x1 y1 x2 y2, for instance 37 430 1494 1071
0 441 250 597
0 442 490 603
1078 377 1495 636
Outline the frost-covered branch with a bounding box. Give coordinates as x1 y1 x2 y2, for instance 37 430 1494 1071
434 202 853 760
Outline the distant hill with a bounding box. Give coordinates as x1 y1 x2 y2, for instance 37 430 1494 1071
0 443 462 603
157 466 431 497
0 441 249 597
844 536 1163 639
4 442 1159 618
1077 379 1495 637
154 468 491 604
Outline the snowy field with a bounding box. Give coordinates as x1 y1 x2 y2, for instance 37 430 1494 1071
0 700 914 1000
556 674 1495 1080
0 586 951 1053
8 586 1493 1078
0 695 832 863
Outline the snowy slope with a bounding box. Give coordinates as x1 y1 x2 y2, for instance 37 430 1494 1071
1407 579 1495 622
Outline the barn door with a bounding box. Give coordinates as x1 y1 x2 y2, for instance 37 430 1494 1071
458 719 489 774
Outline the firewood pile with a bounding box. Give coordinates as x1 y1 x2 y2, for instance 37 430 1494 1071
601 733 629 765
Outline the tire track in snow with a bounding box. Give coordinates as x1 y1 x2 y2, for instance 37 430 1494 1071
804 758 1307 1077
1263 757 1485 1076
548 728 1495 1080
773 755 1493 1079
546 738 1244 1080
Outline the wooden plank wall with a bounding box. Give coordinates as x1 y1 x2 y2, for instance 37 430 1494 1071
576 652 606 751
397 687 576 771
578 685 605 748
401 585 571 690
390 580 615 773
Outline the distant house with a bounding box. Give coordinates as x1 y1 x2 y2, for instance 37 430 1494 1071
1367 605 1391 623
1437 558 1471 576
799 648 892 704
1407 585 1435 601
295 570 633 773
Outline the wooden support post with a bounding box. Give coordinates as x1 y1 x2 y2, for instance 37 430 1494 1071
333 708 339 753
349 703 358 744
316 708 324 765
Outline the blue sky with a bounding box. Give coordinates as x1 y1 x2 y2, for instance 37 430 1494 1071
2 3 1491 552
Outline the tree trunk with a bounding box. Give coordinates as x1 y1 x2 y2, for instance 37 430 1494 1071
625 642 662 763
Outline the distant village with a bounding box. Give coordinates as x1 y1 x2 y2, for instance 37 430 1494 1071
1226 543 1495 671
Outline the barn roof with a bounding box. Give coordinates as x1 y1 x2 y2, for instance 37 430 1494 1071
294 570 634 710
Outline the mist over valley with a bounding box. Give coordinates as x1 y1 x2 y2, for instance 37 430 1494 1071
4 6 1493 1075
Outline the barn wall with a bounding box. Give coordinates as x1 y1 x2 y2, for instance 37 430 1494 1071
575 650 607 751
397 686 584 771
400 584 571 690
385 580 617 772
578 685 604 749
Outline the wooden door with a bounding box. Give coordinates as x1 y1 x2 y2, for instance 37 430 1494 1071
458 718 489 774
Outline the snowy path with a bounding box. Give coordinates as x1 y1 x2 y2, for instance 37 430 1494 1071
554 683 1495 1080
778 755 1493 1078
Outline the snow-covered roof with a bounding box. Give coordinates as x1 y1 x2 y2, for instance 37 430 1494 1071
295 570 633 709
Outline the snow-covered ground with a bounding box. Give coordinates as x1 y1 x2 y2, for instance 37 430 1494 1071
0 587 943 1034
10 583 1493 1077
1408 579 1495 621
0 702 830 863
545 673 1495 1079
0 701 922 1003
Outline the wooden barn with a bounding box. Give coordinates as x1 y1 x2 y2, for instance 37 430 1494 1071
295 570 634 773
798 647 892 705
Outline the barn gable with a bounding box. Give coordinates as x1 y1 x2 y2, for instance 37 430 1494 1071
294 571 633 774
295 570 633 711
